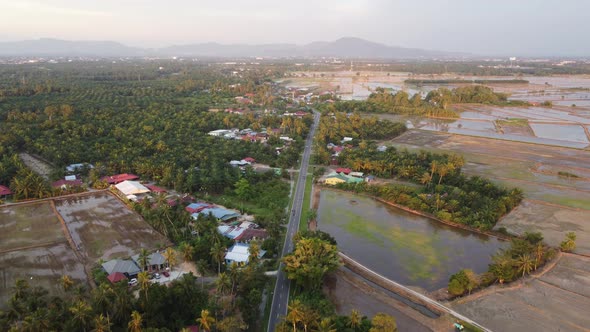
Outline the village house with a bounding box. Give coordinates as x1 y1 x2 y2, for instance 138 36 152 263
52 175 84 189
0 185 13 200
115 180 150 201
131 252 167 273
225 243 266 266
101 173 139 185
102 259 141 280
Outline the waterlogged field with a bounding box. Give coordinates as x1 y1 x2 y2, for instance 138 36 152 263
0 243 86 307
0 202 65 251
317 190 507 291
55 191 170 261
0 191 168 308
453 254 590 332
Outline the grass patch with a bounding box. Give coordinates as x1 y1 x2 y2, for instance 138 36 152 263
298 170 314 231
496 118 529 127
262 278 277 332
540 194 590 210
557 171 580 179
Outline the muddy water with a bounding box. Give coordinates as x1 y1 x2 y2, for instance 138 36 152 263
317 190 507 291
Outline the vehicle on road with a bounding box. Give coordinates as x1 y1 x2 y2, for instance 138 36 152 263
154 273 161 279
162 271 170 277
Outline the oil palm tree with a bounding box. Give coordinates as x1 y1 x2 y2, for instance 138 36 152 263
128 311 142 332
248 240 261 265
196 309 215 332
534 243 544 270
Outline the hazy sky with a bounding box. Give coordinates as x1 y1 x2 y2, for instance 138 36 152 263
0 0 588 56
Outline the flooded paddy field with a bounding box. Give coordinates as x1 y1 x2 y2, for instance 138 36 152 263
402 104 590 148
452 254 590 332
0 202 65 251
0 243 86 308
317 190 507 292
54 191 170 261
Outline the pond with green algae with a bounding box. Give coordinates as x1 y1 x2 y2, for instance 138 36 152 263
317 190 508 291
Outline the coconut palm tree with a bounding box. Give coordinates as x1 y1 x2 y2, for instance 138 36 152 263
138 249 150 272
215 272 231 296
196 259 208 289
314 318 337 332
196 309 215 332
516 254 534 277
59 275 74 292
128 311 142 332
534 243 544 270
69 300 93 332
163 247 177 270
287 300 305 332
210 242 226 274
181 243 194 262
92 314 112 332
137 272 150 301
348 309 361 329
248 240 261 265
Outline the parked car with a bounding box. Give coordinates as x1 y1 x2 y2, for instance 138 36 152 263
154 273 161 279
148 274 155 280
162 271 170 277
128 278 138 286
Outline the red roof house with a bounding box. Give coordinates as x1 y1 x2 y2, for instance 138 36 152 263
295 111 308 117
146 184 167 193
0 185 12 196
107 272 128 284
336 168 351 175
101 173 139 184
52 179 83 189
242 157 256 163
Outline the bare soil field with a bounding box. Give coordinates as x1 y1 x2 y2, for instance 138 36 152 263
452 254 590 332
18 153 54 180
498 200 590 255
0 202 65 251
54 191 170 261
0 243 86 307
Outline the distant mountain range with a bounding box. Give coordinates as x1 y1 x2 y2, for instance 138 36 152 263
0 37 466 59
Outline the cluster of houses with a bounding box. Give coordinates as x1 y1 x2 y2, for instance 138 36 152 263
185 200 268 265
208 127 285 143
101 250 168 283
324 167 374 185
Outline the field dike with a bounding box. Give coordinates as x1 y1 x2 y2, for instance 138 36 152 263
339 252 492 332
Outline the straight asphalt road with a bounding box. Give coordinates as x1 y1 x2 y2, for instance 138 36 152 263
267 110 320 332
